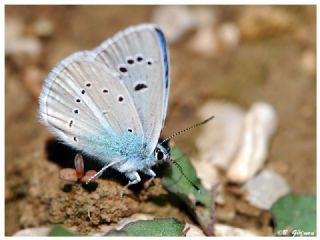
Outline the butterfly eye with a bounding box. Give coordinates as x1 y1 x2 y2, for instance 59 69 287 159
156 151 164 161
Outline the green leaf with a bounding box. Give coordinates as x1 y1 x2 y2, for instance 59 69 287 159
162 147 211 207
161 146 214 235
105 218 185 236
48 224 79 236
271 194 316 235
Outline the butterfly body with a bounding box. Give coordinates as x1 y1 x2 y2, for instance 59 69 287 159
39 24 170 185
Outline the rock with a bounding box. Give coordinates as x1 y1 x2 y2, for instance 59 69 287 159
217 23 241 49
227 102 278 183
196 101 245 170
13 227 50 236
184 223 206 236
188 26 219 57
192 158 220 190
152 6 196 44
5 18 42 63
215 224 257 236
32 18 54 37
300 49 316 77
6 36 42 58
243 169 290 210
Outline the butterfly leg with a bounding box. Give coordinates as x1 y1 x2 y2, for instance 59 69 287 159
142 168 156 188
120 171 141 198
86 161 118 184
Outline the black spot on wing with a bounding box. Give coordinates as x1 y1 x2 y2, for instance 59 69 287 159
134 83 148 91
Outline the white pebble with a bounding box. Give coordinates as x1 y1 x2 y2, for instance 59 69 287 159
13 227 50 236
33 18 54 37
5 18 42 57
218 23 241 49
192 159 220 190
196 101 245 170
243 169 290 210
227 102 278 183
215 223 257 236
188 26 219 57
152 6 196 44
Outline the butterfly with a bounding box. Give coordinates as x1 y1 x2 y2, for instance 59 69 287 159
39 24 172 189
39 23 213 190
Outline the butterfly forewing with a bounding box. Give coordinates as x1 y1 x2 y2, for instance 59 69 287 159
93 24 170 154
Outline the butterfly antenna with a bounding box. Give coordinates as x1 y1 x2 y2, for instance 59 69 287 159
170 160 200 192
161 115 215 144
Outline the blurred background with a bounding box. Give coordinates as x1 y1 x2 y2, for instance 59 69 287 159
5 5 316 236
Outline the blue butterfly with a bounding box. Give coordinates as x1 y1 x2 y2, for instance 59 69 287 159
39 23 213 191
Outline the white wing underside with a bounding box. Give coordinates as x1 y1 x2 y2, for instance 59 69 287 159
39 24 170 158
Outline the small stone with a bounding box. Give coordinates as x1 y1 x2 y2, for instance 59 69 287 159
33 18 54 37
243 169 290 210
301 49 316 77
215 223 257 236
152 6 196 44
184 223 206 236
188 26 219 57
217 23 241 49
13 227 50 236
227 102 278 183
192 158 220 190
196 101 245 170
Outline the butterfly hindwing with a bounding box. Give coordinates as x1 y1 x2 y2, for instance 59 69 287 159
39 52 144 160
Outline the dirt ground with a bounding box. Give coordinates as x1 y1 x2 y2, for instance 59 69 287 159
5 5 316 236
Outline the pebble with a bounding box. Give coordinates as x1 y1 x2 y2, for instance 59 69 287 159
227 102 278 183
300 49 316 77
192 158 220 190
217 23 241 49
188 26 219 57
32 18 54 37
243 169 290 210
5 18 42 61
215 223 256 236
196 101 245 170
152 6 196 44
13 227 50 236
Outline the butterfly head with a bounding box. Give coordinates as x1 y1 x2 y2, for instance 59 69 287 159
154 143 170 163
